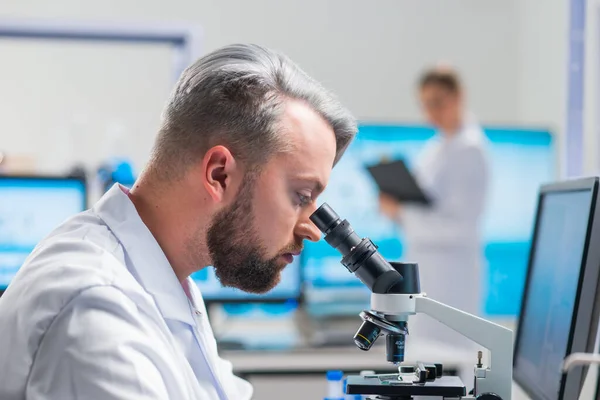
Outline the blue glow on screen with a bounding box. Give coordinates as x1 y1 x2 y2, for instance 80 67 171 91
0 178 86 289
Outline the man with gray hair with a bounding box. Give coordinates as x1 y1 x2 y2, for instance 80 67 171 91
0 44 357 399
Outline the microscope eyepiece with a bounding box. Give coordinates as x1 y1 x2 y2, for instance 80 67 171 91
309 202 404 294
310 203 341 234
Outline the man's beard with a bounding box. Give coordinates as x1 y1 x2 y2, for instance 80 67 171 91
203 177 299 294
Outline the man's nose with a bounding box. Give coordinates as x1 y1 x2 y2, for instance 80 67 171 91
296 216 322 243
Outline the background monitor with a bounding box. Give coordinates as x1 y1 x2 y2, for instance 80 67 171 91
191 255 302 303
0 175 87 291
513 177 600 400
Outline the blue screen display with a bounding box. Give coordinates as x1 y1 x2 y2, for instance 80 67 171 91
514 189 593 399
302 124 555 315
0 178 87 289
191 256 301 301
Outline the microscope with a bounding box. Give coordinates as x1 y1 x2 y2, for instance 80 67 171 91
310 203 514 400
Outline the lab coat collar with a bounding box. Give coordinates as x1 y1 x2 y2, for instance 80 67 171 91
93 183 196 326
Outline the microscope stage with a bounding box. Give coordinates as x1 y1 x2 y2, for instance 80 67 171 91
345 374 466 398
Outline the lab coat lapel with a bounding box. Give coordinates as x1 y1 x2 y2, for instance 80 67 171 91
93 184 196 327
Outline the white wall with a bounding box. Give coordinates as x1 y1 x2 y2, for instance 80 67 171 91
0 39 174 174
0 0 521 175
585 0 600 176
516 0 569 176
516 0 600 179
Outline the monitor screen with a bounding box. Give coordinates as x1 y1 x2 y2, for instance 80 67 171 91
513 182 598 400
0 177 87 289
191 256 302 302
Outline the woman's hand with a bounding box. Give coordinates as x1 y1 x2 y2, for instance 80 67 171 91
379 192 402 220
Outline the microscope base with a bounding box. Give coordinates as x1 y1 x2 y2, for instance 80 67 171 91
346 375 466 398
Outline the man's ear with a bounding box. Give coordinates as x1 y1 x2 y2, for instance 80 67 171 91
202 145 239 203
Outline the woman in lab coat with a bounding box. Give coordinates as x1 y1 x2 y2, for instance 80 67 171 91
379 66 489 351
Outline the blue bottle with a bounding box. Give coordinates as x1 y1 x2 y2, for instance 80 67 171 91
324 370 344 400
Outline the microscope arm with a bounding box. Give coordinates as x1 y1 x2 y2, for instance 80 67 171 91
415 296 514 400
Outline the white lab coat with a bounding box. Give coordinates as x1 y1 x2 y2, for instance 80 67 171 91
0 184 252 400
399 118 489 352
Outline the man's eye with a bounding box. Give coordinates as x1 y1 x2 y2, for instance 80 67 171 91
297 193 312 206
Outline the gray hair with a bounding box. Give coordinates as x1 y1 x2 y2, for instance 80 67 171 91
150 43 357 180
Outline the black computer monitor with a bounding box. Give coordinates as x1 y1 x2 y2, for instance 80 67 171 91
0 175 87 293
513 177 600 400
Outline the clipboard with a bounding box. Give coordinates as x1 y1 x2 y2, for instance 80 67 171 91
366 159 431 205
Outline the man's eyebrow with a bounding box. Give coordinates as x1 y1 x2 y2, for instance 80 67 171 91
294 176 325 194
313 181 325 194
